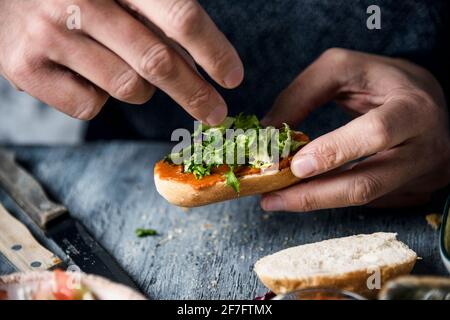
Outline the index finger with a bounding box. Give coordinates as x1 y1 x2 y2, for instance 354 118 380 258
81 0 228 125
127 0 244 88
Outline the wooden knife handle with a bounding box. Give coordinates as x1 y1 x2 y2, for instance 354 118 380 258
0 149 67 228
0 204 61 272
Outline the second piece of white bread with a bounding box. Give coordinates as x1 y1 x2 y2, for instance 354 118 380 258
254 232 417 298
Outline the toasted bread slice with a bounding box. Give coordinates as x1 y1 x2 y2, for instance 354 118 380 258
155 164 301 207
254 233 417 298
155 130 308 207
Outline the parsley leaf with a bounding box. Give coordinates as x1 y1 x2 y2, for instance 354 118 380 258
136 228 158 238
234 113 261 130
165 114 308 193
224 166 240 193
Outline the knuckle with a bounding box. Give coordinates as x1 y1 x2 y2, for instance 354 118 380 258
297 192 317 212
368 113 392 149
8 53 42 84
186 85 212 113
137 85 156 104
9 60 31 84
42 0 73 26
319 150 339 169
111 70 142 101
312 143 340 169
27 18 56 49
24 15 63 61
209 49 231 74
349 175 381 205
321 48 351 66
319 48 354 85
167 0 202 36
140 45 176 83
72 96 105 120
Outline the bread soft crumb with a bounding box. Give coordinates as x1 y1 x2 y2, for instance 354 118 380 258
254 233 417 297
425 213 442 230
255 233 416 278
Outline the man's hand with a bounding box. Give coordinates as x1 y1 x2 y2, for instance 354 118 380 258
261 48 450 211
0 0 243 125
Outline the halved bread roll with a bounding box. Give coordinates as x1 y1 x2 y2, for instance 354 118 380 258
154 131 309 207
254 232 417 298
155 163 301 207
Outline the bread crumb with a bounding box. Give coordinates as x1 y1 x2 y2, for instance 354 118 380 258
425 213 442 230
203 223 213 229
158 228 183 245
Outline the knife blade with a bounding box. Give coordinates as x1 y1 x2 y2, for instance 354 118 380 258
0 148 139 290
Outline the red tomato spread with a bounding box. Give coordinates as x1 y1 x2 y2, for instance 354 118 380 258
155 132 309 190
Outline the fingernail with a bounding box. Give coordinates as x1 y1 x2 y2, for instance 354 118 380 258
291 154 318 178
223 66 244 88
206 104 227 126
262 194 285 211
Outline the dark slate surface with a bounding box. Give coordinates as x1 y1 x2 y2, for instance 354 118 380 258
0 142 448 299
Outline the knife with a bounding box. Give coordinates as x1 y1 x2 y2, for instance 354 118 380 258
0 203 61 272
0 148 139 290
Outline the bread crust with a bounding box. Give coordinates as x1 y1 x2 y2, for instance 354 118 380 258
256 258 416 299
154 166 301 207
254 233 418 299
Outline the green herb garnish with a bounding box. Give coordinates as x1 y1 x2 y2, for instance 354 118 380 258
165 114 307 193
224 165 240 193
233 113 261 130
136 228 158 238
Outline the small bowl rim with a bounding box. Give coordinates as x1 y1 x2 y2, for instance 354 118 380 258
439 194 450 269
274 288 367 300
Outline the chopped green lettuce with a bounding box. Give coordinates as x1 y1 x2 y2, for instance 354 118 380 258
233 113 261 130
224 166 240 193
165 114 307 193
